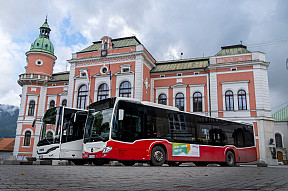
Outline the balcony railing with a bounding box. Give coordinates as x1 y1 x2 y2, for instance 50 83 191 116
18 73 50 86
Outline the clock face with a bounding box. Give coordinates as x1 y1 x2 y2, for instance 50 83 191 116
101 50 107 57
35 59 43 66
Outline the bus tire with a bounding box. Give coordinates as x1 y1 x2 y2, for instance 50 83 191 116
121 161 135 166
168 161 181 166
225 150 235 167
150 146 166 166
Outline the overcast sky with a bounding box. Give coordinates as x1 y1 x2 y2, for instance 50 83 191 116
0 0 287 113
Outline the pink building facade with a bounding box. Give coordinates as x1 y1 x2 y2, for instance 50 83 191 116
14 19 277 165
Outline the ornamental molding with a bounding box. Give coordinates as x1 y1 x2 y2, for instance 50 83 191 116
155 86 170 89
171 83 187 88
25 51 57 60
46 94 58 97
189 84 206 87
220 80 250 85
69 50 155 69
26 94 40 97
70 54 136 67
59 90 68 96
92 73 112 78
114 71 135 76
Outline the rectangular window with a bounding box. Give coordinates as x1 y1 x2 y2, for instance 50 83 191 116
122 68 130 73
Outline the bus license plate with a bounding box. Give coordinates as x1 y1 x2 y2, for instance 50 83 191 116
89 155 95 158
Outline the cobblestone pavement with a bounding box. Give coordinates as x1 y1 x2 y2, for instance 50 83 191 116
0 164 288 190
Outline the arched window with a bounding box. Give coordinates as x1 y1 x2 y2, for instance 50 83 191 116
158 94 167 105
193 92 202 112
97 83 109 101
119 81 131 98
28 100 35 116
23 131 31 146
49 100 55 108
238 90 247 110
225 91 234 111
77 85 88 109
275 133 283 148
62 99 67 106
175 93 184 111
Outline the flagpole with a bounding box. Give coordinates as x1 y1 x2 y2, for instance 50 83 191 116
109 63 112 98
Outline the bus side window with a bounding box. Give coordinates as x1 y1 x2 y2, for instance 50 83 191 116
117 111 143 142
146 115 157 138
243 126 255 146
197 125 211 144
233 128 244 147
210 128 227 146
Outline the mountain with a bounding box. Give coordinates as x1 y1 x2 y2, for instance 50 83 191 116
0 104 19 138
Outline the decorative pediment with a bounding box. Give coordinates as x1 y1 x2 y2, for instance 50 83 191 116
171 83 187 88
59 90 68 96
114 70 135 76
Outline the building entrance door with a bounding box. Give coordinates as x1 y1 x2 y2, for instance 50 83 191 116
277 151 284 162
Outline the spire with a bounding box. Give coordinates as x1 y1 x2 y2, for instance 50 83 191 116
29 17 55 56
39 17 51 39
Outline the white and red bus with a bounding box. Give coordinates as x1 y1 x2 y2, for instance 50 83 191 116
83 97 257 166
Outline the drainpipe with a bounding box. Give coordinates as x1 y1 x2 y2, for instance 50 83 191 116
204 67 211 117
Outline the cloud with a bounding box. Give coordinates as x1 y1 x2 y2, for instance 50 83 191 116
0 0 287 111
0 27 28 106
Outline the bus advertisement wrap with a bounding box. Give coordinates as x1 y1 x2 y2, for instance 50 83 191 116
172 143 200 157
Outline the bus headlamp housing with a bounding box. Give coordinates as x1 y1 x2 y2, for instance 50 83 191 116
102 146 112 153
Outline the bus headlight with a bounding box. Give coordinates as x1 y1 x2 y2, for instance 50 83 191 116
102 146 112 153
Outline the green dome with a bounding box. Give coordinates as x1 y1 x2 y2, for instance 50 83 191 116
29 18 55 56
30 37 54 55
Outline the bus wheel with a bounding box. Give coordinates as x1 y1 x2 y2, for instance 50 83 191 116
225 151 235 167
168 161 181 166
121 161 136 166
150 146 166 166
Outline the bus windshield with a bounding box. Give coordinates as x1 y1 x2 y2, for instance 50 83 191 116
38 107 62 146
84 108 113 143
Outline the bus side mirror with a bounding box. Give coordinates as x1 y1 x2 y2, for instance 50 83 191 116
32 119 36 128
119 109 124 121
